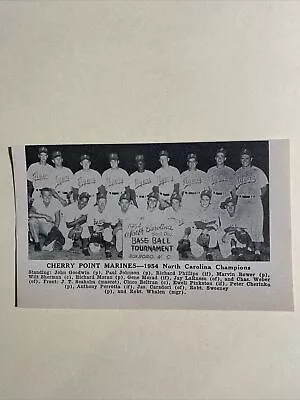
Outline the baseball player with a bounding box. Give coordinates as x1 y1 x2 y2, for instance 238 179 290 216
27 146 55 202
142 191 163 222
60 192 91 255
180 153 210 217
207 147 235 210
87 186 115 259
50 150 74 207
72 154 102 202
186 189 219 260
111 191 141 258
28 187 64 252
154 150 181 209
129 154 156 212
218 197 252 260
234 148 269 260
102 153 130 210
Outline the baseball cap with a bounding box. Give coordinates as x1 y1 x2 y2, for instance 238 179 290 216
97 185 107 200
187 153 197 161
119 191 131 202
216 147 226 156
220 196 236 209
240 148 252 157
78 192 90 200
38 146 48 155
80 154 91 162
170 192 182 202
200 189 212 199
159 150 169 158
147 191 159 201
109 153 119 161
135 154 145 162
52 150 62 159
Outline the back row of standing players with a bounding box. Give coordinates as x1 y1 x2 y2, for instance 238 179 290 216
27 146 269 259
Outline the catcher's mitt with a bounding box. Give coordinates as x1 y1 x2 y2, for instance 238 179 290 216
196 232 210 247
234 228 252 245
177 239 191 253
68 225 83 240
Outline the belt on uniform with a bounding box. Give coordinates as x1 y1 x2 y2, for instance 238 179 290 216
213 191 225 195
57 191 70 195
137 195 147 198
239 195 256 199
160 192 170 197
108 191 121 195
184 191 201 195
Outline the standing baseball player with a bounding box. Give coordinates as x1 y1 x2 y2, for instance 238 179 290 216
102 153 130 210
129 154 156 213
154 150 181 209
28 187 64 252
61 192 91 255
186 189 219 260
27 146 55 202
87 186 115 259
72 154 102 202
218 197 252 260
50 150 74 207
207 147 235 210
234 148 269 260
181 153 210 217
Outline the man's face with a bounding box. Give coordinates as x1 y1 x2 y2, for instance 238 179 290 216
159 156 169 168
81 159 91 170
120 199 130 213
41 190 52 206
147 197 158 210
171 198 181 211
200 195 211 208
97 198 107 212
241 154 252 168
53 156 63 168
215 152 225 166
226 201 236 216
187 158 197 171
38 152 48 164
110 159 119 169
136 160 145 172
78 196 89 209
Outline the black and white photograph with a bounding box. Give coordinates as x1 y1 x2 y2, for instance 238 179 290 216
25 140 270 262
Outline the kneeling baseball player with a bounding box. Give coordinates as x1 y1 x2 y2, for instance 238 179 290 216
218 197 252 260
87 186 114 258
29 187 65 252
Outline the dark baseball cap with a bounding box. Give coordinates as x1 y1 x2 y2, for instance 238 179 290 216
220 196 237 209
109 153 119 161
147 191 159 201
97 185 107 200
187 153 197 161
52 150 62 159
38 146 48 155
159 150 169 158
170 192 182 202
80 154 91 162
119 191 131 202
240 148 252 157
200 189 212 199
216 147 226 156
135 154 145 162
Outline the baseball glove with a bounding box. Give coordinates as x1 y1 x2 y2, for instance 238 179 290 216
234 228 252 245
177 239 191 253
196 232 210 248
68 225 83 240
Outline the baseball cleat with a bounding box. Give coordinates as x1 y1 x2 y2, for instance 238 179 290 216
82 248 90 257
34 242 42 252
117 251 123 258
105 250 112 259
206 252 213 261
89 243 101 253
43 242 54 251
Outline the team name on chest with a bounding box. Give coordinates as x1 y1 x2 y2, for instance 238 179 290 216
78 176 96 187
135 177 152 189
237 174 257 187
211 176 230 186
32 171 50 182
56 174 70 186
159 176 174 186
105 178 124 187
183 177 202 186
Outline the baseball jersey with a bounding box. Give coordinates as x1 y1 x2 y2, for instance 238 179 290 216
63 202 91 224
142 207 163 222
190 204 218 227
87 205 114 228
102 168 129 193
235 166 268 197
112 205 141 225
129 170 155 196
219 209 244 231
72 169 102 196
207 165 235 194
31 197 61 219
51 167 74 193
164 206 187 227
27 162 54 190
181 169 209 193
154 166 180 195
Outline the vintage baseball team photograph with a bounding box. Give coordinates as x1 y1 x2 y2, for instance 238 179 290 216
25 141 270 262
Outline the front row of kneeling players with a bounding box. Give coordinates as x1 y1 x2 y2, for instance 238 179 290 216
29 184 261 261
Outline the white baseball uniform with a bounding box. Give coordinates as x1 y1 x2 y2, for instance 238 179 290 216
30 197 62 236
72 168 102 198
61 201 91 248
51 166 74 204
102 168 129 209
207 165 235 210
154 165 180 201
129 170 155 211
112 205 141 253
27 162 54 200
180 169 209 216
234 165 268 242
87 205 115 243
